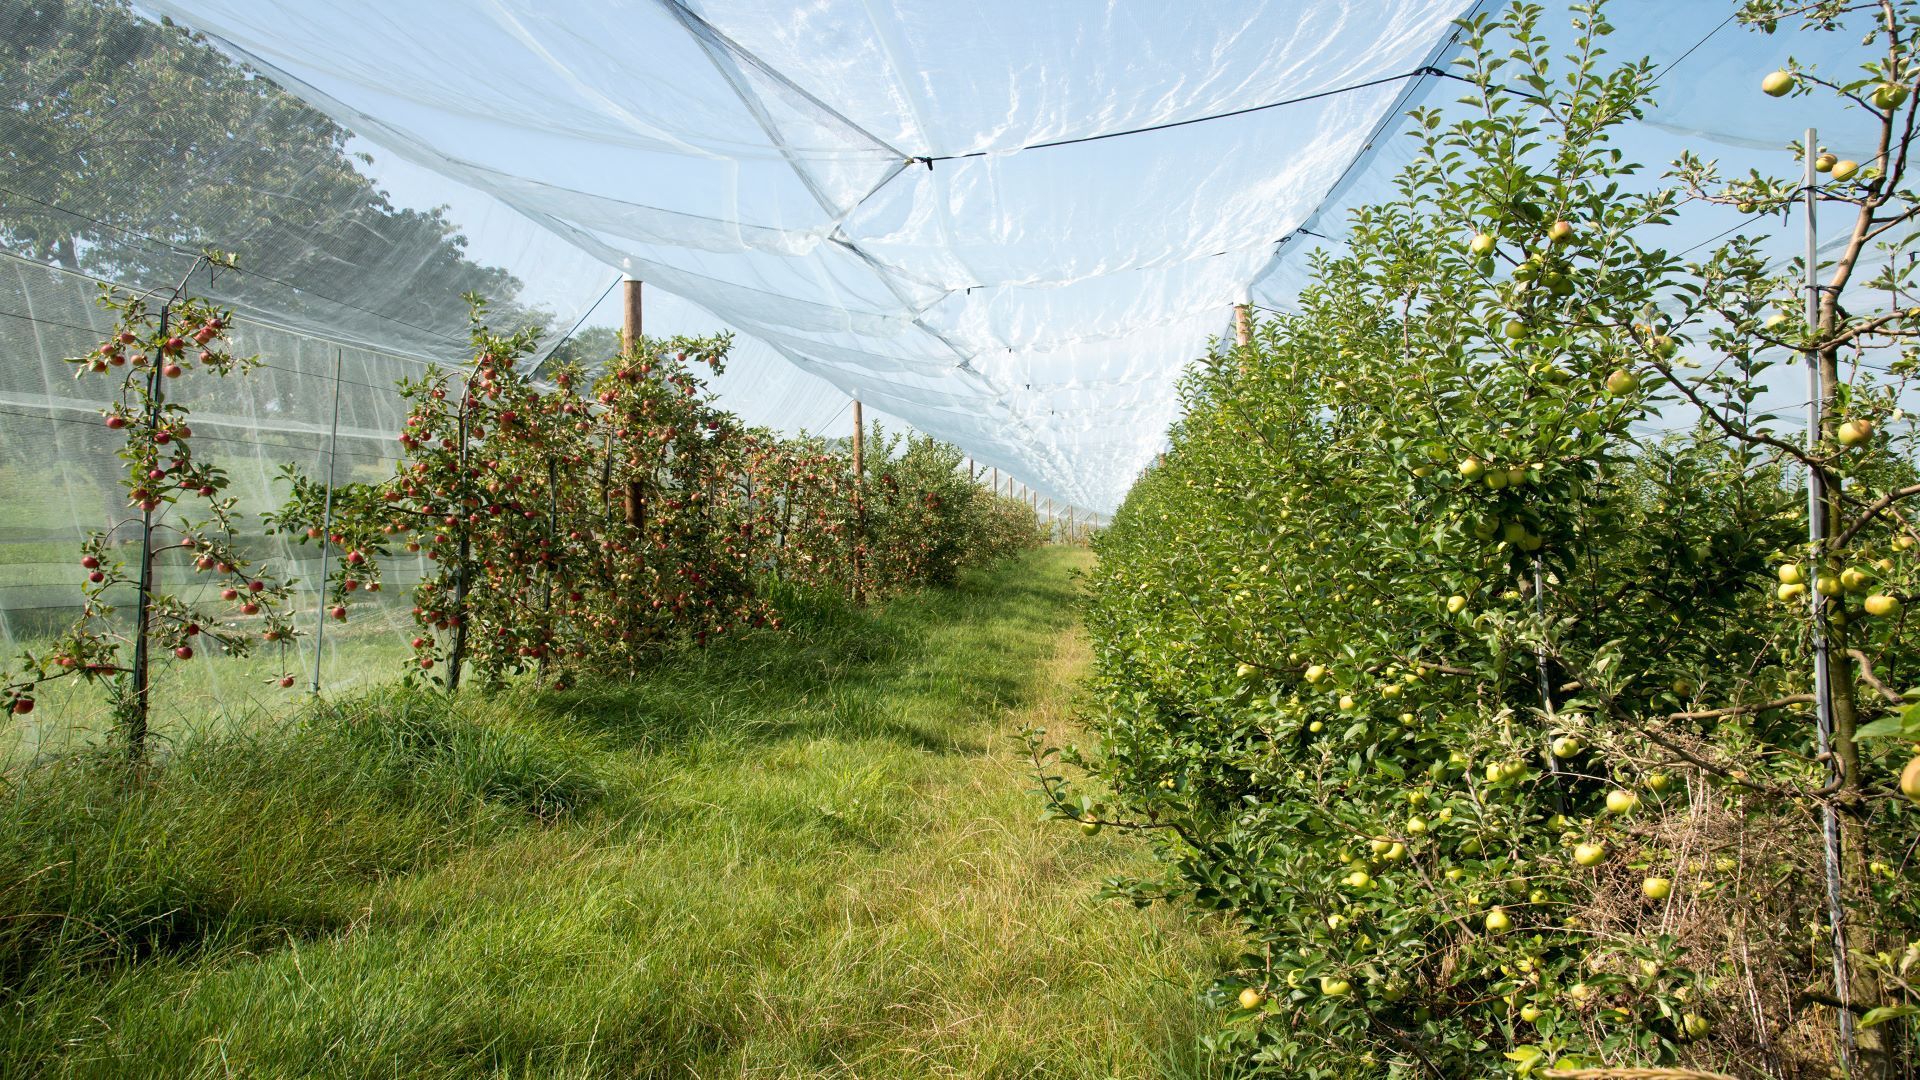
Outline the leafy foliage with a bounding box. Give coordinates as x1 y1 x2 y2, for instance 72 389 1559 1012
1047 2 1920 1075
273 301 1045 693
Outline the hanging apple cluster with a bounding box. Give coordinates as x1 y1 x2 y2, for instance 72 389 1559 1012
1045 2 1920 1077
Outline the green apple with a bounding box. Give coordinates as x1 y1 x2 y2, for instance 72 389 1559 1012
1604 369 1639 395
1458 456 1485 480
1841 568 1870 593
1873 82 1909 110
1645 771 1671 793
1815 574 1844 597
1681 1012 1711 1040
1901 756 1920 803
1484 906 1512 933
1778 581 1808 602
1080 820 1101 836
1320 977 1352 997
1550 735 1582 758
1304 664 1327 684
1470 232 1496 256
1573 841 1608 866
1239 986 1266 1010
1778 563 1804 585
1520 1003 1543 1022
1236 662 1256 678
1814 153 1837 173
1346 870 1373 889
1762 70 1795 96
1605 789 1639 815
1832 159 1860 181
1642 876 1672 900
1407 816 1429 835
1308 720 1325 733
1837 419 1873 446
1547 220 1574 244
1503 320 1529 340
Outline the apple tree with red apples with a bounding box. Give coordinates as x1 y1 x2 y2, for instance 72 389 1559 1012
587 335 773 658
1 269 297 748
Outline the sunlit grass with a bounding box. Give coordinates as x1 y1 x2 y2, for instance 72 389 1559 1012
0 548 1238 1078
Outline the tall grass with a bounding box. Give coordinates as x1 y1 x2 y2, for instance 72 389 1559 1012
0 549 1236 1078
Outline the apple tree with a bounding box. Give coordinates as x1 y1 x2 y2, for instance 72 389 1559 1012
1 265 297 748
1045 1 1920 1075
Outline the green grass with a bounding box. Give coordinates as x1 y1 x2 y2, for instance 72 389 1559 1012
0 548 1237 1078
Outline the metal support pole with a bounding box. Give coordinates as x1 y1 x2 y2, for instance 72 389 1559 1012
447 389 473 693
851 394 864 604
127 302 168 756
622 278 644 527
1804 126 1853 1067
310 347 345 695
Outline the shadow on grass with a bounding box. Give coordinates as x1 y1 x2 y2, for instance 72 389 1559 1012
0 550 1079 991
533 550 1076 762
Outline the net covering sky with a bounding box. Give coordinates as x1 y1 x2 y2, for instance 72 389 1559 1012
136 0 1477 512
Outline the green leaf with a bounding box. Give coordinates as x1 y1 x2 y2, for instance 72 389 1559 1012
1855 707 1920 741
1860 1004 1920 1029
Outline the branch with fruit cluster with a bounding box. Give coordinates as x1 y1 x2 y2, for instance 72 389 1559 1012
2 270 300 723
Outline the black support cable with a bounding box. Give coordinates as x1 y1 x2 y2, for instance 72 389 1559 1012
913 66 1450 166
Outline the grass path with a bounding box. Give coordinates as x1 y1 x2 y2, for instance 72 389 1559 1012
4 548 1233 1077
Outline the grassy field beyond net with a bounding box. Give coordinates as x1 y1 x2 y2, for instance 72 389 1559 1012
1 547 1235 1078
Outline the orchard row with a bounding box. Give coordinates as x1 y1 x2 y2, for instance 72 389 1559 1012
4 290 1043 729
1041 3 1920 1077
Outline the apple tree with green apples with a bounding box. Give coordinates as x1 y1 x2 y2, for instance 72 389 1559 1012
1041 1 1920 1075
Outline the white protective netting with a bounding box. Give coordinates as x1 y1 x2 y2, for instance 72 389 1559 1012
3 0 1907 734
125 0 1485 512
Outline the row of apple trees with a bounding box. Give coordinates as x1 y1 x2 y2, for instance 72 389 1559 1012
270 300 1046 693
1038 2 1920 1076
2 289 1043 732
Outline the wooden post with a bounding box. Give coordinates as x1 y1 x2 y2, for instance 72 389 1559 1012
1235 302 1252 347
622 277 644 528
621 277 643 353
851 397 863 479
